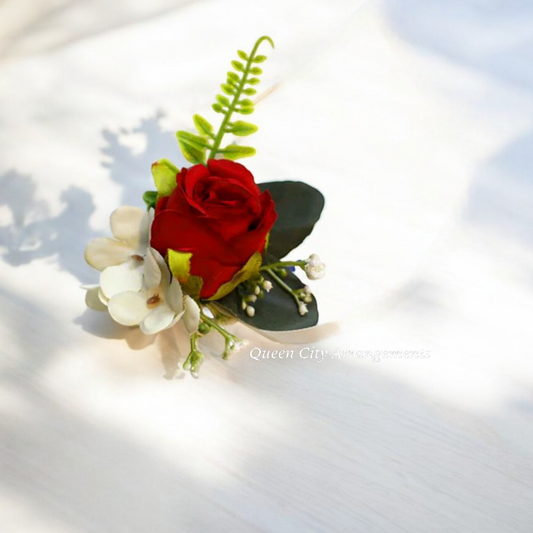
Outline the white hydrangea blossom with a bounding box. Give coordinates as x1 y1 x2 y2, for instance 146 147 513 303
83 206 199 335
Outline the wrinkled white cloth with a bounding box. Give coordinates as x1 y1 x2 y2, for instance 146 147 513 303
1 1 533 531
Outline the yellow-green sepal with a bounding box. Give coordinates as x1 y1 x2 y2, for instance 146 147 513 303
207 252 262 301
168 249 192 282
151 159 179 197
167 249 203 299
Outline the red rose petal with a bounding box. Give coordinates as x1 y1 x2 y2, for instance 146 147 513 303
150 210 240 262
207 159 260 195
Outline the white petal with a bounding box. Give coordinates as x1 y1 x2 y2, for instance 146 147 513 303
85 238 132 271
100 261 143 299
140 304 175 335
110 206 147 249
98 288 109 305
108 291 151 326
165 277 184 314
84 286 107 311
143 248 161 291
139 209 155 249
146 208 155 243
151 247 171 288
182 295 200 334
169 310 185 328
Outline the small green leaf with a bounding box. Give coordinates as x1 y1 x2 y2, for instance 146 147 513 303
231 60 244 72
193 114 214 139
212 103 223 113
176 131 207 164
176 131 210 149
143 190 157 209
151 158 179 197
237 106 254 115
221 144 256 160
216 94 230 107
239 98 254 107
247 77 260 85
253 55 267 63
250 67 262 75
227 71 239 82
231 121 258 136
237 50 248 60
243 87 257 95
220 83 235 95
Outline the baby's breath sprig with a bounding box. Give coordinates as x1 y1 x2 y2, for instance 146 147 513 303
176 36 274 165
261 254 326 280
199 310 248 361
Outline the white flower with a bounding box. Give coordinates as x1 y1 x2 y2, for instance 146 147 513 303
83 206 199 335
84 206 153 300
107 248 200 335
304 254 326 280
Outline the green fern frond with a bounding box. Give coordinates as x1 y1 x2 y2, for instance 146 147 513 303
176 35 274 164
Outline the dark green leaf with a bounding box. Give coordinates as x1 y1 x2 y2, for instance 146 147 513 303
143 190 157 209
259 181 325 258
230 120 258 136
193 114 214 138
231 60 244 72
216 253 318 331
237 50 248 60
250 67 262 75
253 55 267 63
220 144 256 160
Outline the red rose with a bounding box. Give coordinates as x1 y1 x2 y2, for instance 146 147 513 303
150 159 277 299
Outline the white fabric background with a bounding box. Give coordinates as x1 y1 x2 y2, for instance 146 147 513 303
1 0 533 531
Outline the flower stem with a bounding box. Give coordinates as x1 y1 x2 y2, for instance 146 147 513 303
264 267 300 306
183 332 204 378
200 310 246 360
260 260 305 271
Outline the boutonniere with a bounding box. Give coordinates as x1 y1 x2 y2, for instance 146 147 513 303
83 36 325 377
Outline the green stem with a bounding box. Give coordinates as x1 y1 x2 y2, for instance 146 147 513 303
183 332 204 377
264 267 300 306
200 310 244 360
200 311 231 338
208 36 274 159
260 260 305 271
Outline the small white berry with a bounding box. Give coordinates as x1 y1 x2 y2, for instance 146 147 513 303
298 302 308 316
304 254 326 280
246 306 255 317
263 280 273 292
